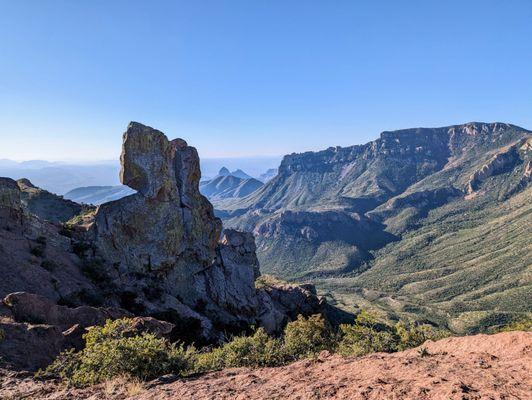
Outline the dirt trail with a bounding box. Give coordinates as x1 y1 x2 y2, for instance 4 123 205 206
1 331 530 399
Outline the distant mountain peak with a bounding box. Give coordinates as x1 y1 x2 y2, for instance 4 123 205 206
231 169 252 180
218 167 231 176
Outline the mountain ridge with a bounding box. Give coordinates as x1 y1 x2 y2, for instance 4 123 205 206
214 122 532 332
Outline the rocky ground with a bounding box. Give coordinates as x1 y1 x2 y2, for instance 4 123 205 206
1 331 529 399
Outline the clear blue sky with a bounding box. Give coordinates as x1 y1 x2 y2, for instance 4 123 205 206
1 0 531 161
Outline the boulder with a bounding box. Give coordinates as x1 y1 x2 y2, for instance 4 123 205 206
4 292 131 330
127 316 174 339
0 318 66 371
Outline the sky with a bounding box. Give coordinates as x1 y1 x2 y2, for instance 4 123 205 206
0 0 531 161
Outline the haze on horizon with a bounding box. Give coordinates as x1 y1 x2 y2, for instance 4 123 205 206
1 1 531 162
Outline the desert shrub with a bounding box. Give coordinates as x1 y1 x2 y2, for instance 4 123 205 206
195 328 282 372
39 319 195 387
42 312 452 387
338 311 447 356
338 315 397 357
394 321 447 351
282 314 334 360
417 347 430 357
494 316 532 332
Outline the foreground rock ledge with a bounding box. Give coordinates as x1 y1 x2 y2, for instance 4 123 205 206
1 331 530 399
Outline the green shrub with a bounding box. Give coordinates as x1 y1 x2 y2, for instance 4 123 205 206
494 316 532 332
338 311 446 356
282 314 334 360
39 319 195 387
394 321 447 351
338 323 397 356
42 312 452 387
195 328 282 372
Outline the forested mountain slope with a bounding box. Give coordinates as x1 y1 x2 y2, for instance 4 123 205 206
216 122 532 332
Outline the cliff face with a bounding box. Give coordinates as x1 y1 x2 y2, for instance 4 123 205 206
237 123 523 213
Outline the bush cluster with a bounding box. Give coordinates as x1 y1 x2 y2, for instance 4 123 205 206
39 319 196 387
338 310 447 356
493 316 532 333
41 312 446 388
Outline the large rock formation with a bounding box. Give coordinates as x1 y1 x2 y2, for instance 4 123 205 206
86 122 325 341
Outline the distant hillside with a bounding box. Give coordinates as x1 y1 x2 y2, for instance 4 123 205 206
231 168 252 180
64 185 135 205
200 173 263 200
0 162 120 194
216 122 532 332
259 168 278 182
16 178 91 223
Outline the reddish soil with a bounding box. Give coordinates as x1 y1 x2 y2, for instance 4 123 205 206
1 331 530 400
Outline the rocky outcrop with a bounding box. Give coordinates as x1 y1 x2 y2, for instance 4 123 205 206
0 178 22 211
467 146 520 194
0 312 176 371
86 122 325 341
467 136 532 195
4 292 130 330
0 318 66 371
